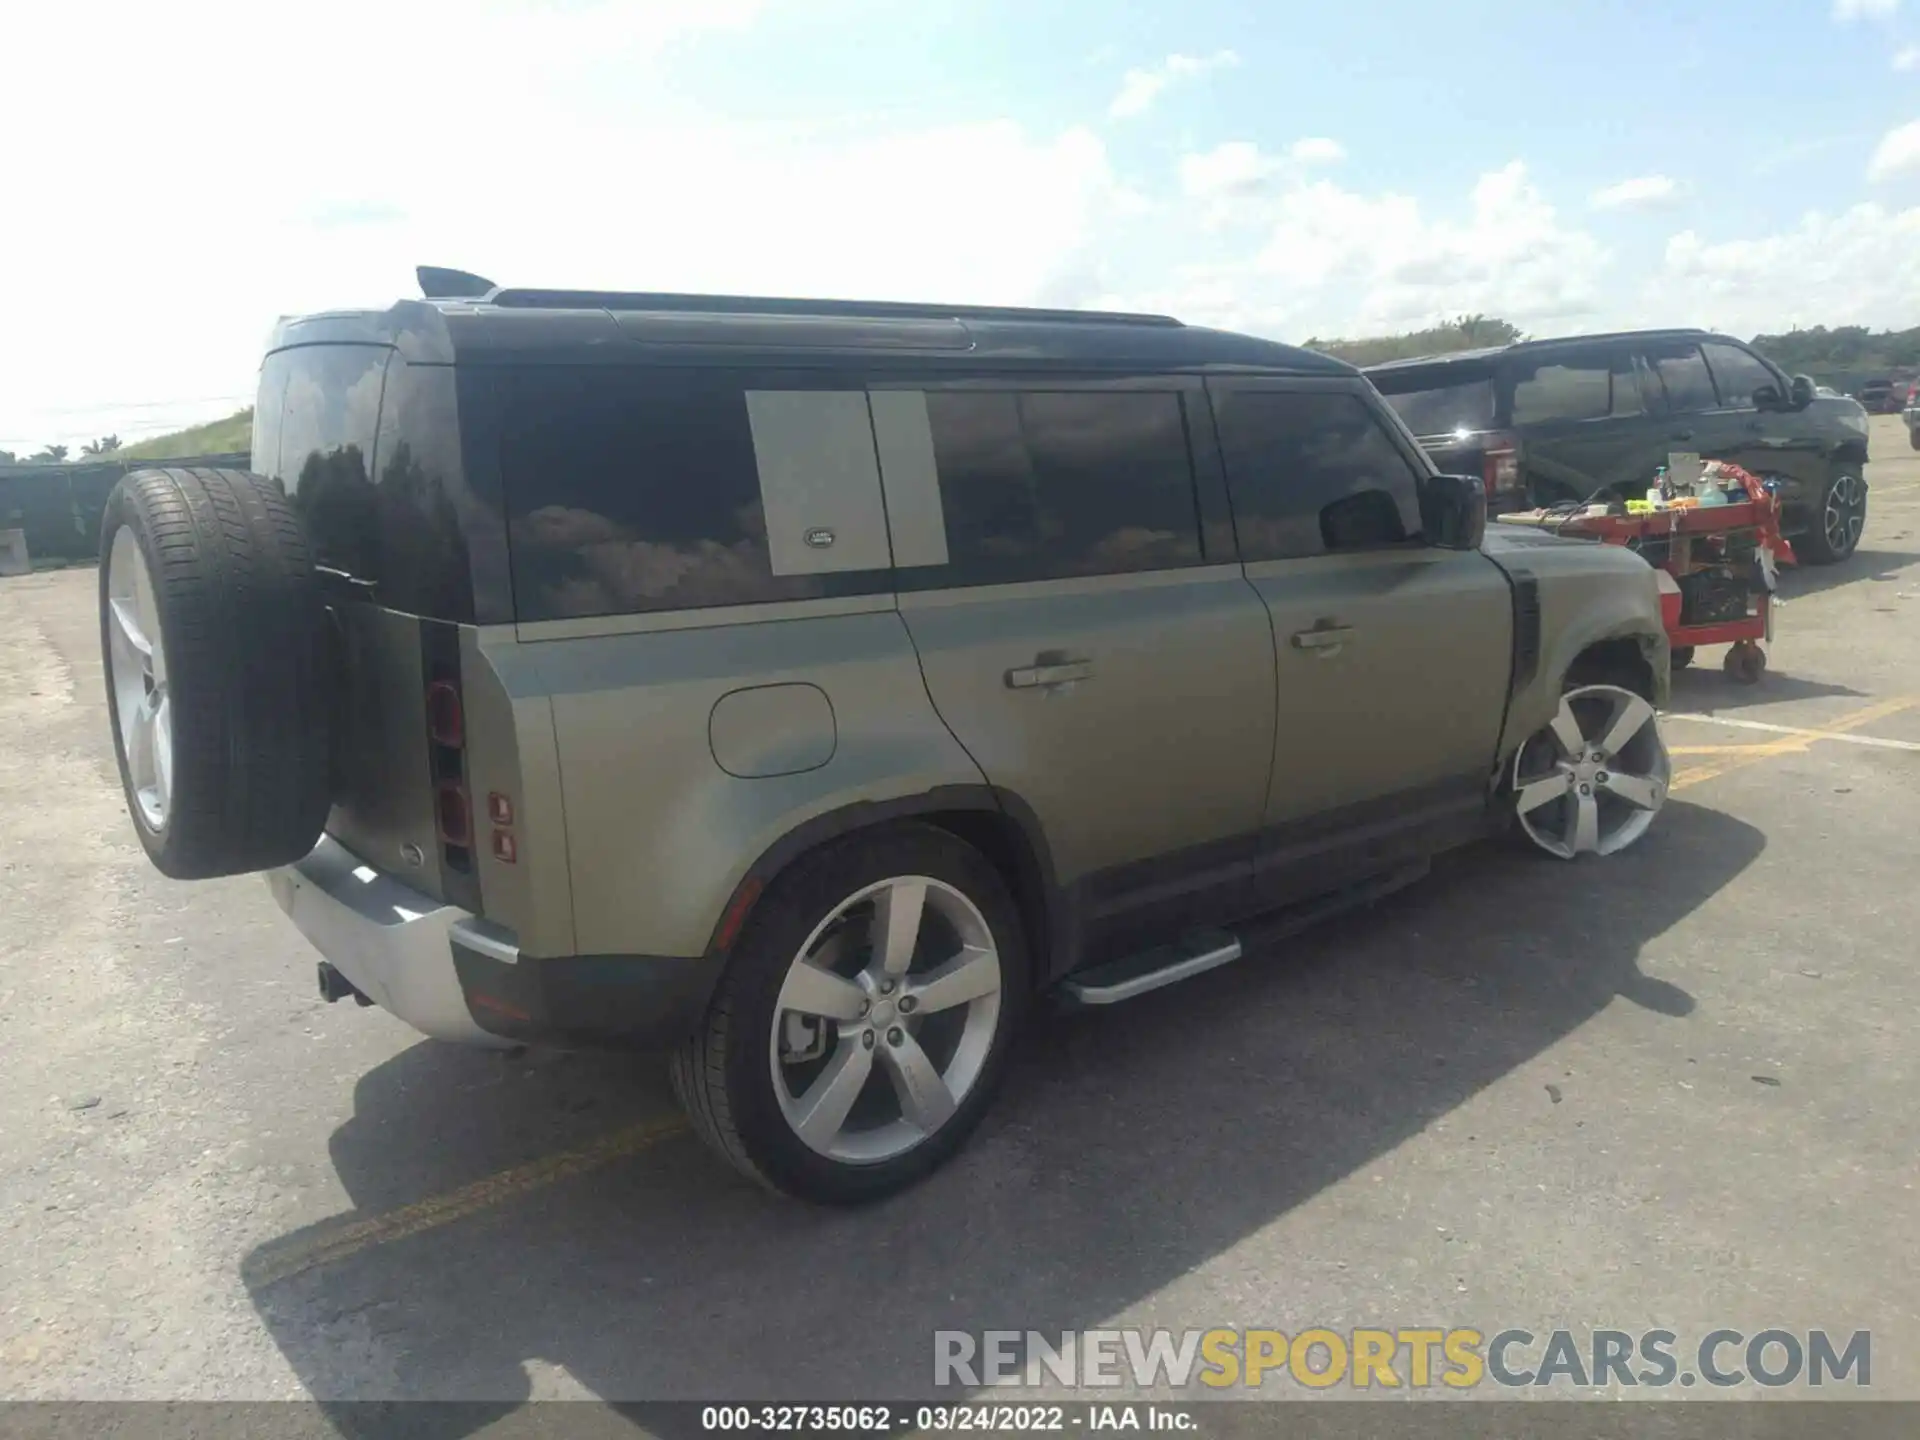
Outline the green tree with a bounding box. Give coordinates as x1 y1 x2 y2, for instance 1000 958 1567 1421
33 444 69 464
81 435 122 456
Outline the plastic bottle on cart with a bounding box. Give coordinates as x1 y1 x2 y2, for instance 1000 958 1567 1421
1648 466 1668 507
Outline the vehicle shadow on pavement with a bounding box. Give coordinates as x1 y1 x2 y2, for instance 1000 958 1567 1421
240 799 1761 1435
1668 668 1869 710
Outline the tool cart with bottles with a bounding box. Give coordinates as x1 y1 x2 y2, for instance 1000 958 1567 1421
1496 457 1795 683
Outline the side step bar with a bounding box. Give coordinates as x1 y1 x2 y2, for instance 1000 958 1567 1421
1061 932 1243 1006
1058 860 1432 1008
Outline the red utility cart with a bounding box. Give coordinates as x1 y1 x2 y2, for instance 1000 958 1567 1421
1496 465 1794 684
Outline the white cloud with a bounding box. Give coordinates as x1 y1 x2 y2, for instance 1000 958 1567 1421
1 0 1138 453
1833 0 1898 19
1107 50 1239 119
1648 203 1920 334
1869 119 1920 179
1895 43 1920 67
1123 160 1610 340
1289 137 1347 165
1589 175 1683 210
1181 142 1282 199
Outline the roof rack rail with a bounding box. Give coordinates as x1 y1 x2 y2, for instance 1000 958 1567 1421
485 287 1183 328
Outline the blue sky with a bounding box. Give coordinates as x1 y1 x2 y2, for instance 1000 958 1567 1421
5 0 1919 454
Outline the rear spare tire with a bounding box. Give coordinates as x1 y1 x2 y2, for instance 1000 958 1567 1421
99 468 333 879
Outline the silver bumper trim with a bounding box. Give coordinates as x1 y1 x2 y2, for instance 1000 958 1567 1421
266 835 518 1047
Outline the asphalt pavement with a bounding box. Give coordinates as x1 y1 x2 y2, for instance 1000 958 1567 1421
2 417 1917 1413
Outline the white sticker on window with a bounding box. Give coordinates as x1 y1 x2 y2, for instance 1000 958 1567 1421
868 390 949 569
745 391 894 577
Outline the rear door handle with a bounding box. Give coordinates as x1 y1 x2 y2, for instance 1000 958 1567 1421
1290 624 1354 652
1006 658 1093 689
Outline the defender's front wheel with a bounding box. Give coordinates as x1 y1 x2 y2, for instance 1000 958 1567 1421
670 824 1029 1203
1512 685 1671 859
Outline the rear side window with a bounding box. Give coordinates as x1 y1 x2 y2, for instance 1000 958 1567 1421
1642 341 1719 413
499 367 892 622
1509 348 1613 425
1213 390 1425 561
1700 342 1778 409
914 390 1203 587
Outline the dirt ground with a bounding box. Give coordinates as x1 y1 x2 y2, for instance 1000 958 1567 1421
2 416 1916 1411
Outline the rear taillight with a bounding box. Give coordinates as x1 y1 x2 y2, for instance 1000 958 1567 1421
426 672 472 871
436 781 472 846
426 680 464 747
1483 436 1520 500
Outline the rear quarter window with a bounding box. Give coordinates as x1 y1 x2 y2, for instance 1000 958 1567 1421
497 366 894 623
1372 371 1495 436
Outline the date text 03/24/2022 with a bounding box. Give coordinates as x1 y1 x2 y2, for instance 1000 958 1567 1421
700 1404 1195 1432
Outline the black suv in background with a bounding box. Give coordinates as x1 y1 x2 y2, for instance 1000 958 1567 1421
1366 329 1869 563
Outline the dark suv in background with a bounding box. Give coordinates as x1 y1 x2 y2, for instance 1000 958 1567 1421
1366 329 1869 563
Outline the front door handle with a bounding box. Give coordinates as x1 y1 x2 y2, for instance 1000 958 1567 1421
1006 658 1093 689
1290 624 1354 653
1670 429 1694 441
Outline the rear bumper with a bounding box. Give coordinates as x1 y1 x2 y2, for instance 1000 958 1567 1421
268 835 721 1052
267 836 518 1047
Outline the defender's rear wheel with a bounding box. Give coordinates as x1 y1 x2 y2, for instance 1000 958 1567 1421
99 468 333 879
1511 685 1670 859
670 824 1028 1203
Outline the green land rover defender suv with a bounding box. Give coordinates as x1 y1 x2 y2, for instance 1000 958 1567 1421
97 270 1673 1203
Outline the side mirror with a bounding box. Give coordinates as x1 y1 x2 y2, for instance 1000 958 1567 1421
1790 374 1816 409
1418 473 1487 550
1751 383 1783 411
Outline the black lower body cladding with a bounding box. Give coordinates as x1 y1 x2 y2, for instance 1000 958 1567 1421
98 468 334 879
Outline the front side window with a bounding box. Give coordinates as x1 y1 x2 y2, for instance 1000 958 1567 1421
1212 390 1425 561
917 390 1204 587
1700 341 1780 410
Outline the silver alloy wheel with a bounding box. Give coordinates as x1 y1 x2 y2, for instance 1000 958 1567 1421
769 875 1003 1164
1512 684 1670 860
106 526 173 832
1824 473 1866 559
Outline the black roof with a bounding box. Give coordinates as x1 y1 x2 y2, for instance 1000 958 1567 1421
1364 328 1715 374
266 268 1355 377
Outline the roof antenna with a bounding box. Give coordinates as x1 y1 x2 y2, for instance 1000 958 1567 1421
417 266 497 299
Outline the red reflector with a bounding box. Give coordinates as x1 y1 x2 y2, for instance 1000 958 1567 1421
714 876 764 951
487 792 514 826
426 680 464 748
436 783 472 846
1483 445 1519 499
470 991 532 1022
491 829 517 864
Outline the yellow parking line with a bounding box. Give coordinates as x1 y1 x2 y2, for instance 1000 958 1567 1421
1670 696 1918 791
245 1115 690 1289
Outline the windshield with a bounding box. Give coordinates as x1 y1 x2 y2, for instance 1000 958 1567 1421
1372 374 1496 437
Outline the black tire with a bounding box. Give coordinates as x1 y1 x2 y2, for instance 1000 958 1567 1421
669 823 1030 1204
1795 466 1867 565
99 468 333 879
1908 428 1919 452
1670 646 1694 671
